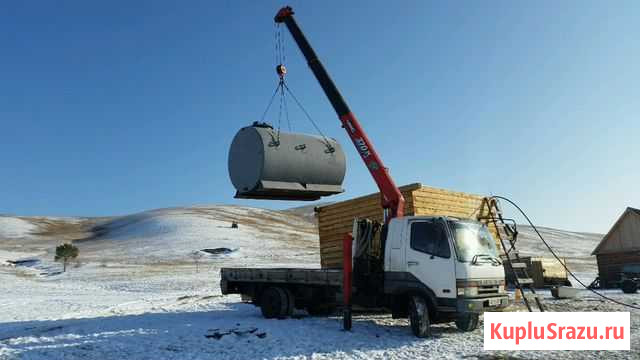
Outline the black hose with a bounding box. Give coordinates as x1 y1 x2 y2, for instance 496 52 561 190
492 195 640 310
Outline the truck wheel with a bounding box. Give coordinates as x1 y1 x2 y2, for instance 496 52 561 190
621 280 638 294
409 295 431 338
455 313 479 332
283 288 295 316
260 287 289 319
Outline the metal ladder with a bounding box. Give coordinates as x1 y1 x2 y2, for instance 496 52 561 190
479 197 544 312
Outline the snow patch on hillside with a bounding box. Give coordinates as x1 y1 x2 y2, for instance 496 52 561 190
513 225 602 282
73 206 319 265
0 216 37 239
516 225 602 258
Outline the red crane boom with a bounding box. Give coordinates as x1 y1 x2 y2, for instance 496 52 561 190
274 6 405 222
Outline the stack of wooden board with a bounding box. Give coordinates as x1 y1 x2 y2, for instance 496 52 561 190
316 183 499 268
528 257 571 288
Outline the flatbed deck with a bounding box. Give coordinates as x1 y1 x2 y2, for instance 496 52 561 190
221 267 343 288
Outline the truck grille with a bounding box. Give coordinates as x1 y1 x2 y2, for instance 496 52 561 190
478 285 499 295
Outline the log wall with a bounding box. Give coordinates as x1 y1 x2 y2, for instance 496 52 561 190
596 251 640 288
316 183 498 268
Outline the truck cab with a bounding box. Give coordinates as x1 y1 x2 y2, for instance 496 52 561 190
382 216 508 326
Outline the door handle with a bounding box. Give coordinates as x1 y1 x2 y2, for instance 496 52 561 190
407 261 419 266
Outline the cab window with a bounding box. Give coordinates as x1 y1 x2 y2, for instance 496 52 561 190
410 220 451 258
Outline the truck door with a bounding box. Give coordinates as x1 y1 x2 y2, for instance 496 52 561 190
405 218 456 299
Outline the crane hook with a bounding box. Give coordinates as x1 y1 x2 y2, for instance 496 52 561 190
276 64 287 79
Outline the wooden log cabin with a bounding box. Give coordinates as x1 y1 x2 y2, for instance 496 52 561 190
315 183 500 269
591 207 640 288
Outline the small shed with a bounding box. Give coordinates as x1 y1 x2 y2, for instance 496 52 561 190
591 207 640 288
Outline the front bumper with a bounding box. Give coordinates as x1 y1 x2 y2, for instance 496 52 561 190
457 295 509 313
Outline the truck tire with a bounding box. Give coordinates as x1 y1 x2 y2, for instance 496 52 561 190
260 287 289 319
455 313 479 332
621 280 638 294
283 288 295 316
409 295 431 338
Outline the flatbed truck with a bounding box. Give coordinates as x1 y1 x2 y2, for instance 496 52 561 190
222 217 509 337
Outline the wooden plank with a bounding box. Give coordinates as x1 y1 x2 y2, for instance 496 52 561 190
318 202 414 223
318 210 384 224
319 231 352 240
413 196 483 209
319 228 367 239
318 208 383 221
322 254 348 262
319 244 343 254
320 249 348 257
321 220 373 232
596 252 640 266
413 206 478 216
319 237 351 246
413 186 483 200
319 240 343 249
319 232 353 242
319 225 354 233
317 198 378 213
319 212 405 226
316 183 422 212
414 196 482 207
319 226 352 234
412 201 482 213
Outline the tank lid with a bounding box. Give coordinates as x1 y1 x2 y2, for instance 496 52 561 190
251 121 274 129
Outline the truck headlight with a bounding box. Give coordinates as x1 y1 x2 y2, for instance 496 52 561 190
456 280 480 297
498 285 505 293
465 287 478 296
457 287 478 297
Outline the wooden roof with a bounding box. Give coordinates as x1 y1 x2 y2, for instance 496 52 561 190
591 207 640 255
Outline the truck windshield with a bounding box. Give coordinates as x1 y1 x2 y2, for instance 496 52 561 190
448 220 499 263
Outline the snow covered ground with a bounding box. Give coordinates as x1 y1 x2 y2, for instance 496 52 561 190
0 206 638 359
0 217 36 239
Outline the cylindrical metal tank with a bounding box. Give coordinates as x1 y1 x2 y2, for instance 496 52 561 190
228 122 346 201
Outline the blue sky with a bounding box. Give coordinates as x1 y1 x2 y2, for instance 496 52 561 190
1 1 638 234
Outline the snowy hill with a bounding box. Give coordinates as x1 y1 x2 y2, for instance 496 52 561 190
78 206 318 265
511 225 602 274
0 205 319 278
0 216 37 239
0 206 603 276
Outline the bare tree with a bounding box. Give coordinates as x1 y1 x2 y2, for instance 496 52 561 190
55 243 79 272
